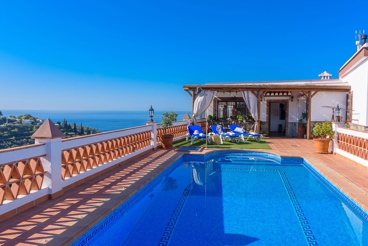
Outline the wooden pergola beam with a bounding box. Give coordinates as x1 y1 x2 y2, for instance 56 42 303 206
184 88 351 92
311 91 318 98
183 84 351 93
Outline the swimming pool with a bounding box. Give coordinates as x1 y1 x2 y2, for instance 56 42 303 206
73 151 368 245
177 146 202 151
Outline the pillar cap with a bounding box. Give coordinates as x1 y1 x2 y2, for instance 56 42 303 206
31 119 64 139
183 113 191 120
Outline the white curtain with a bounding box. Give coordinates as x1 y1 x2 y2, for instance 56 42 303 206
241 91 258 132
192 89 216 123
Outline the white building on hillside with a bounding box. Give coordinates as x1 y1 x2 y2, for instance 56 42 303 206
22 119 32 125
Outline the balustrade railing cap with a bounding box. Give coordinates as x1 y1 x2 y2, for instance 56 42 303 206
31 118 64 139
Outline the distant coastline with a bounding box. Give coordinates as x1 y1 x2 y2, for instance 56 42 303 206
1 110 190 132
0 113 101 150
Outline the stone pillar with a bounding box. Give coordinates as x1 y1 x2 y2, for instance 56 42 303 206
31 119 64 198
332 123 338 154
151 122 157 149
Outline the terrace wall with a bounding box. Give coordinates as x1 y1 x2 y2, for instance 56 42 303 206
333 123 368 168
0 121 189 220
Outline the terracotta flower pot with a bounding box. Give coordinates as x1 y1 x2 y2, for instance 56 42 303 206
161 134 174 149
313 138 331 154
297 125 305 138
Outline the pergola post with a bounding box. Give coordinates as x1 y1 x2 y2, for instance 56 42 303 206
307 91 312 139
257 91 261 133
191 90 196 117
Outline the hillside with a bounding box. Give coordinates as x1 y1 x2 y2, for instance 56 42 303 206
0 114 100 150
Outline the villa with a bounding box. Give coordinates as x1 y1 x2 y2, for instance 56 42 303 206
184 41 368 140
1 37 368 245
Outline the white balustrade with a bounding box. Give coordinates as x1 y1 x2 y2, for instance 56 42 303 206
333 123 368 168
0 121 189 218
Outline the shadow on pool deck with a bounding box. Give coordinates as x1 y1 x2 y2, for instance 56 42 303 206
0 138 368 245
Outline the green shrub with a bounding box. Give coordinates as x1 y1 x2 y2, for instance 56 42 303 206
161 112 178 135
312 121 334 139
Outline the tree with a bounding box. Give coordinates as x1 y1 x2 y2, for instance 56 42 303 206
73 123 77 133
80 123 84 135
62 119 67 129
0 111 2 116
22 114 33 119
161 112 178 135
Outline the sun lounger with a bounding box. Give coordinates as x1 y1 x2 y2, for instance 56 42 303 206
187 125 211 145
210 125 242 143
229 124 262 142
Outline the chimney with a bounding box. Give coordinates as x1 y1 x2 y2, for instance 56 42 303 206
356 30 366 51
318 71 332 80
362 34 367 45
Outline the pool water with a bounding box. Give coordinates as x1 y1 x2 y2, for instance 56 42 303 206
73 151 368 246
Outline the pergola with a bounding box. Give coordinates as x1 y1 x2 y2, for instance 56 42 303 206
183 80 351 139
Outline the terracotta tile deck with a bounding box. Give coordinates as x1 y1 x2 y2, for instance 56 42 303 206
1 138 368 245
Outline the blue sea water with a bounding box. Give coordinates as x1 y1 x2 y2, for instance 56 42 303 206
1 110 190 132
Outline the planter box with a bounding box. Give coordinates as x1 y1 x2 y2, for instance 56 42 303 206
161 134 174 149
313 138 331 154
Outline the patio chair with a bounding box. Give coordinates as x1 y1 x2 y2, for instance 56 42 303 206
210 125 241 143
186 125 211 145
229 124 262 142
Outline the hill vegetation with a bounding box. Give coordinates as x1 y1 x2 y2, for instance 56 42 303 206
0 112 100 150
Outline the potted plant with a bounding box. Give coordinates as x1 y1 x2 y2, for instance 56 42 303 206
160 111 178 149
237 113 243 123
312 121 335 154
207 115 215 125
297 112 307 138
246 115 254 122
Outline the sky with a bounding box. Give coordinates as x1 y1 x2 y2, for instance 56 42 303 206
0 0 366 111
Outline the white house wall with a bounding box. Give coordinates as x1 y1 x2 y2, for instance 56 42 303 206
290 92 306 123
341 59 368 126
311 92 347 122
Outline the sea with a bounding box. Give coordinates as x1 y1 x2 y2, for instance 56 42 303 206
1 110 190 132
